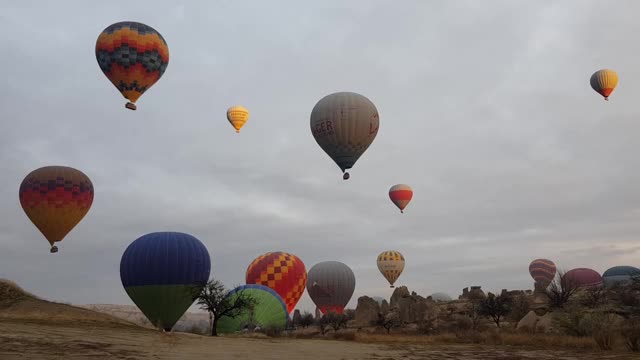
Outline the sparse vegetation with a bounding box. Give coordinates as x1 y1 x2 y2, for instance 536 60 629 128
372 312 401 334
621 316 640 352
507 295 530 327
298 311 314 328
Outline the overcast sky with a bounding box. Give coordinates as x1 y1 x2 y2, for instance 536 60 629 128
2 0 640 314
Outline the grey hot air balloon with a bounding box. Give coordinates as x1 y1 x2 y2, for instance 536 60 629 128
310 92 380 180
306 261 356 314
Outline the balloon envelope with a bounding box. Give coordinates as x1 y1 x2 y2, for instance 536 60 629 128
19 166 94 252
95 21 169 110
602 266 640 288
376 250 405 287
528 259 556 287
216 284 288 334
245 251 307 313
389 184 413 213
430 293 452 302
590 69 618 100
120 232 211 331
306 261 355 314
227 106 250 133
563 268 603 289
310 92 379 178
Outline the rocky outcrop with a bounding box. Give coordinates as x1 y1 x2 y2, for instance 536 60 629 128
459 286 486 300
354 296 380 327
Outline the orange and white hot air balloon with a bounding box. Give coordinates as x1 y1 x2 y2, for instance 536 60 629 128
389 184 413 213
227 106 250 133
590 69 618 101
377 250 405 288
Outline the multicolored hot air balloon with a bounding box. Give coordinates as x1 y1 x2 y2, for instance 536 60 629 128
528 259 557 288
227 106 250 133
563 268 603 289
389 184 413 213
310 92 380 180
95 21 169 110
19 166 94 253
590 69 618 101
602 266 640 288
306 261 355 314
245 251 307 314
120 232 210 332
216 284 288 334
377 250 405 288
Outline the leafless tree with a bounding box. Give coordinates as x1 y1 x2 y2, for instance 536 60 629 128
195 280 257 336
478 293 512 328
545 269 579 309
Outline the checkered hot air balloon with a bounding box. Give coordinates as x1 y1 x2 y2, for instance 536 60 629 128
389 184 413 213
245 251 307 314
377 250 405 288
19 166 94 253
95 21 169 110
528 259 556 288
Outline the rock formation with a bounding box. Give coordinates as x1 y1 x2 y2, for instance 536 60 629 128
354 296 380 327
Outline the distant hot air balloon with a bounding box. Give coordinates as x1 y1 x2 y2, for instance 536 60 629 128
376 250 405 288
430 293 452 302
306 261 355 314
602 266 640 288
19 166 94 253
227 106 250 133
310 92 380 180
245 251 307 313
389 184 413 213
95 21 169 110
120 232 211 332
563 268 603 289
528 259 557 288
216 284 288 334
590 69 618 101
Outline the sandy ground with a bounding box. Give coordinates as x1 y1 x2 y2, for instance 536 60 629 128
0 320 637 360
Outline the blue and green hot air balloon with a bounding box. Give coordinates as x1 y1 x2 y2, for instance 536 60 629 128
120 232 211 331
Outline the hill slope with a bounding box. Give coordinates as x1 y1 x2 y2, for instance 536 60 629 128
0 279 138 329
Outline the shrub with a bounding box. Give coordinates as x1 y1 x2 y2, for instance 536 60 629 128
589 312 617 350
621 316 640 352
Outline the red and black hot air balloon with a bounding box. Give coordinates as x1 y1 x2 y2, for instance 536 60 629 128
19 166 94 253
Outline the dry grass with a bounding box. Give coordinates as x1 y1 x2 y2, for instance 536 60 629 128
353 332 598 350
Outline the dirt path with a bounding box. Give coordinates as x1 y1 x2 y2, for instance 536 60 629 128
0 320 635 360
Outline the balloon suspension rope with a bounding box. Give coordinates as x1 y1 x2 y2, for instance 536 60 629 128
125 102 137 110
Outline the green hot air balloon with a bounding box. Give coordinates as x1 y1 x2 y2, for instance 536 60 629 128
216 284 288 334
310 92 380 180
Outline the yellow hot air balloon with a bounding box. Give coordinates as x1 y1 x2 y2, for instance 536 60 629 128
590 69 618 101
377 250 405 288
227 106 250 133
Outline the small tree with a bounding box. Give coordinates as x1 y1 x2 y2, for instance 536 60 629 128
545 270 579 309
299 311 314 328
507 295 531 328
478 293 512 328
317 314 330 335
195 279 258 336
323 311 348 332
372 311 401 334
